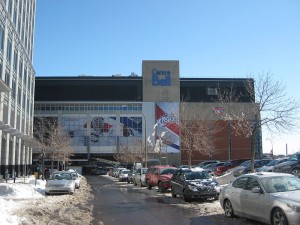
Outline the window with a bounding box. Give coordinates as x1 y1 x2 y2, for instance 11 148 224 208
232 177 248 189
207 87 218 95
6 39 12 63
13 50 18 72
5 71 10 86
245 177 261 191
0 26 4 52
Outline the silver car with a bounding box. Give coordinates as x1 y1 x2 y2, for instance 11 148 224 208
70 171 81 189
219 172 300 225
45 171 76 195
133 168 148 187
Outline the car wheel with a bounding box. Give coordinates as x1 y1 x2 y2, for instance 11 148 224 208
146 180 152 190
140 180 144 187
171 187 177 198
224 199 234 218
291 168 300 177
183 189 191 202
158 182 165 193
271 208 288 225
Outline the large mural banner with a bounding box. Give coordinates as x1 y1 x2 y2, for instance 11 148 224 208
155 102 180 153
61 115 142 147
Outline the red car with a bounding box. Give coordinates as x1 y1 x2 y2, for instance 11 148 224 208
213 159 250 176
145 165 177 192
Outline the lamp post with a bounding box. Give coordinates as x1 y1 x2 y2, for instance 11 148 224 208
141 112 147 168
266 138 273 158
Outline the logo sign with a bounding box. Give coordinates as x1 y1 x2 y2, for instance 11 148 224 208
213 107 225 114
152 69 171 86
158 113 178 125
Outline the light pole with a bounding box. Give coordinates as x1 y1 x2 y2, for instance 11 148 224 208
266 138 273 158
141 112 147 168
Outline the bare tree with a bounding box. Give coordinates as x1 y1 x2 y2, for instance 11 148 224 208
33 117 74 177
113 140 144 164
179 102 219 167
217 72 299 172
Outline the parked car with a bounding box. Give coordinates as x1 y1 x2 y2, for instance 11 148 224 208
133 168 148 187
127 169 136 183
219 172 300 225
273 152 300 177
45 171 76 195
112 167 126 178
197 160 220 168
69 170 81 189
119 169 130 182
91 168 108 175
145 165 177 192
203 162 225 174
231 159 272 177
213 159 250 176
170 167 220 202
256 157 289 172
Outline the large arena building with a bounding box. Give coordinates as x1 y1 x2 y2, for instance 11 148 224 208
34 60 262 168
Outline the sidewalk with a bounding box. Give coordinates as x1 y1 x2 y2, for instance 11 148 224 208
0 175 38 184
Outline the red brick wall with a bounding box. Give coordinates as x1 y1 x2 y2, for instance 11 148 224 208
181 120 252 165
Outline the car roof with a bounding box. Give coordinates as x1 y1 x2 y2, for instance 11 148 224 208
179 167 205 172
149 165 176 168
240 172 295 179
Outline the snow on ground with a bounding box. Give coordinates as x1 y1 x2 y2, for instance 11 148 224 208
0 177 46 225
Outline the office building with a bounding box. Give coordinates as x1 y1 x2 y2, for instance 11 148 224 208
0 0 36 177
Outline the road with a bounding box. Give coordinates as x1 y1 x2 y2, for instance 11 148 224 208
86 175 219 225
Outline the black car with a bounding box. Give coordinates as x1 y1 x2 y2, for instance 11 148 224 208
273 152 300 177
170 167 220 202
231 159 272 177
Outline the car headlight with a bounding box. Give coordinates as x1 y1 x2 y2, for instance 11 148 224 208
287 203 300 212
188 185 198 191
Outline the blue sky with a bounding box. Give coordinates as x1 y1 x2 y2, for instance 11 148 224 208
34 0 300 156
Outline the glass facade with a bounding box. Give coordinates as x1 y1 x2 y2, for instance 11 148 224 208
0 0 36 177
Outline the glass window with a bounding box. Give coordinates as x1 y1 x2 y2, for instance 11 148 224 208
5 71 10 86
207 87 218 95
13 50 18 72
0 26 5 52
245 177 260 191
6 39 12 63
232 177 248 189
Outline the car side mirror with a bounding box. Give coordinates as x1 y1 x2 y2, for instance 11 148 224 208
252 187 262 193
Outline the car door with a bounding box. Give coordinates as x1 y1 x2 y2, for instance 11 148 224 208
171 171 184 195
229 177 248 215
240 177 266 221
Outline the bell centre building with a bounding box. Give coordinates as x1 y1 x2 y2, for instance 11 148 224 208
34 60 262 167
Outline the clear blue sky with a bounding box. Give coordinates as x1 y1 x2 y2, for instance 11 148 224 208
34 0 300 156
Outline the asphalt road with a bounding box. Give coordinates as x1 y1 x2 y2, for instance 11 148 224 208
86 175 219 225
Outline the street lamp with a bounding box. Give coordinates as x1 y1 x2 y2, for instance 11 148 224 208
266 138 273 158
141 112 147 168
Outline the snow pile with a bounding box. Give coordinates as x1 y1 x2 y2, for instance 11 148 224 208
0 178 46 225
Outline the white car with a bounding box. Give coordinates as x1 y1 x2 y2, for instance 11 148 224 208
70 171 81 189
45 171 76 195
220 172 300 225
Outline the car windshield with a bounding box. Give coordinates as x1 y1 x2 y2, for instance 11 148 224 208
160 168 176 175
223 161 231 166
288 154 298 161
141 168 148 174
122 170 130 174
240 160 251 167
185 170 211 180
50 173 72 180
261 176 300 193
266 159 280 166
